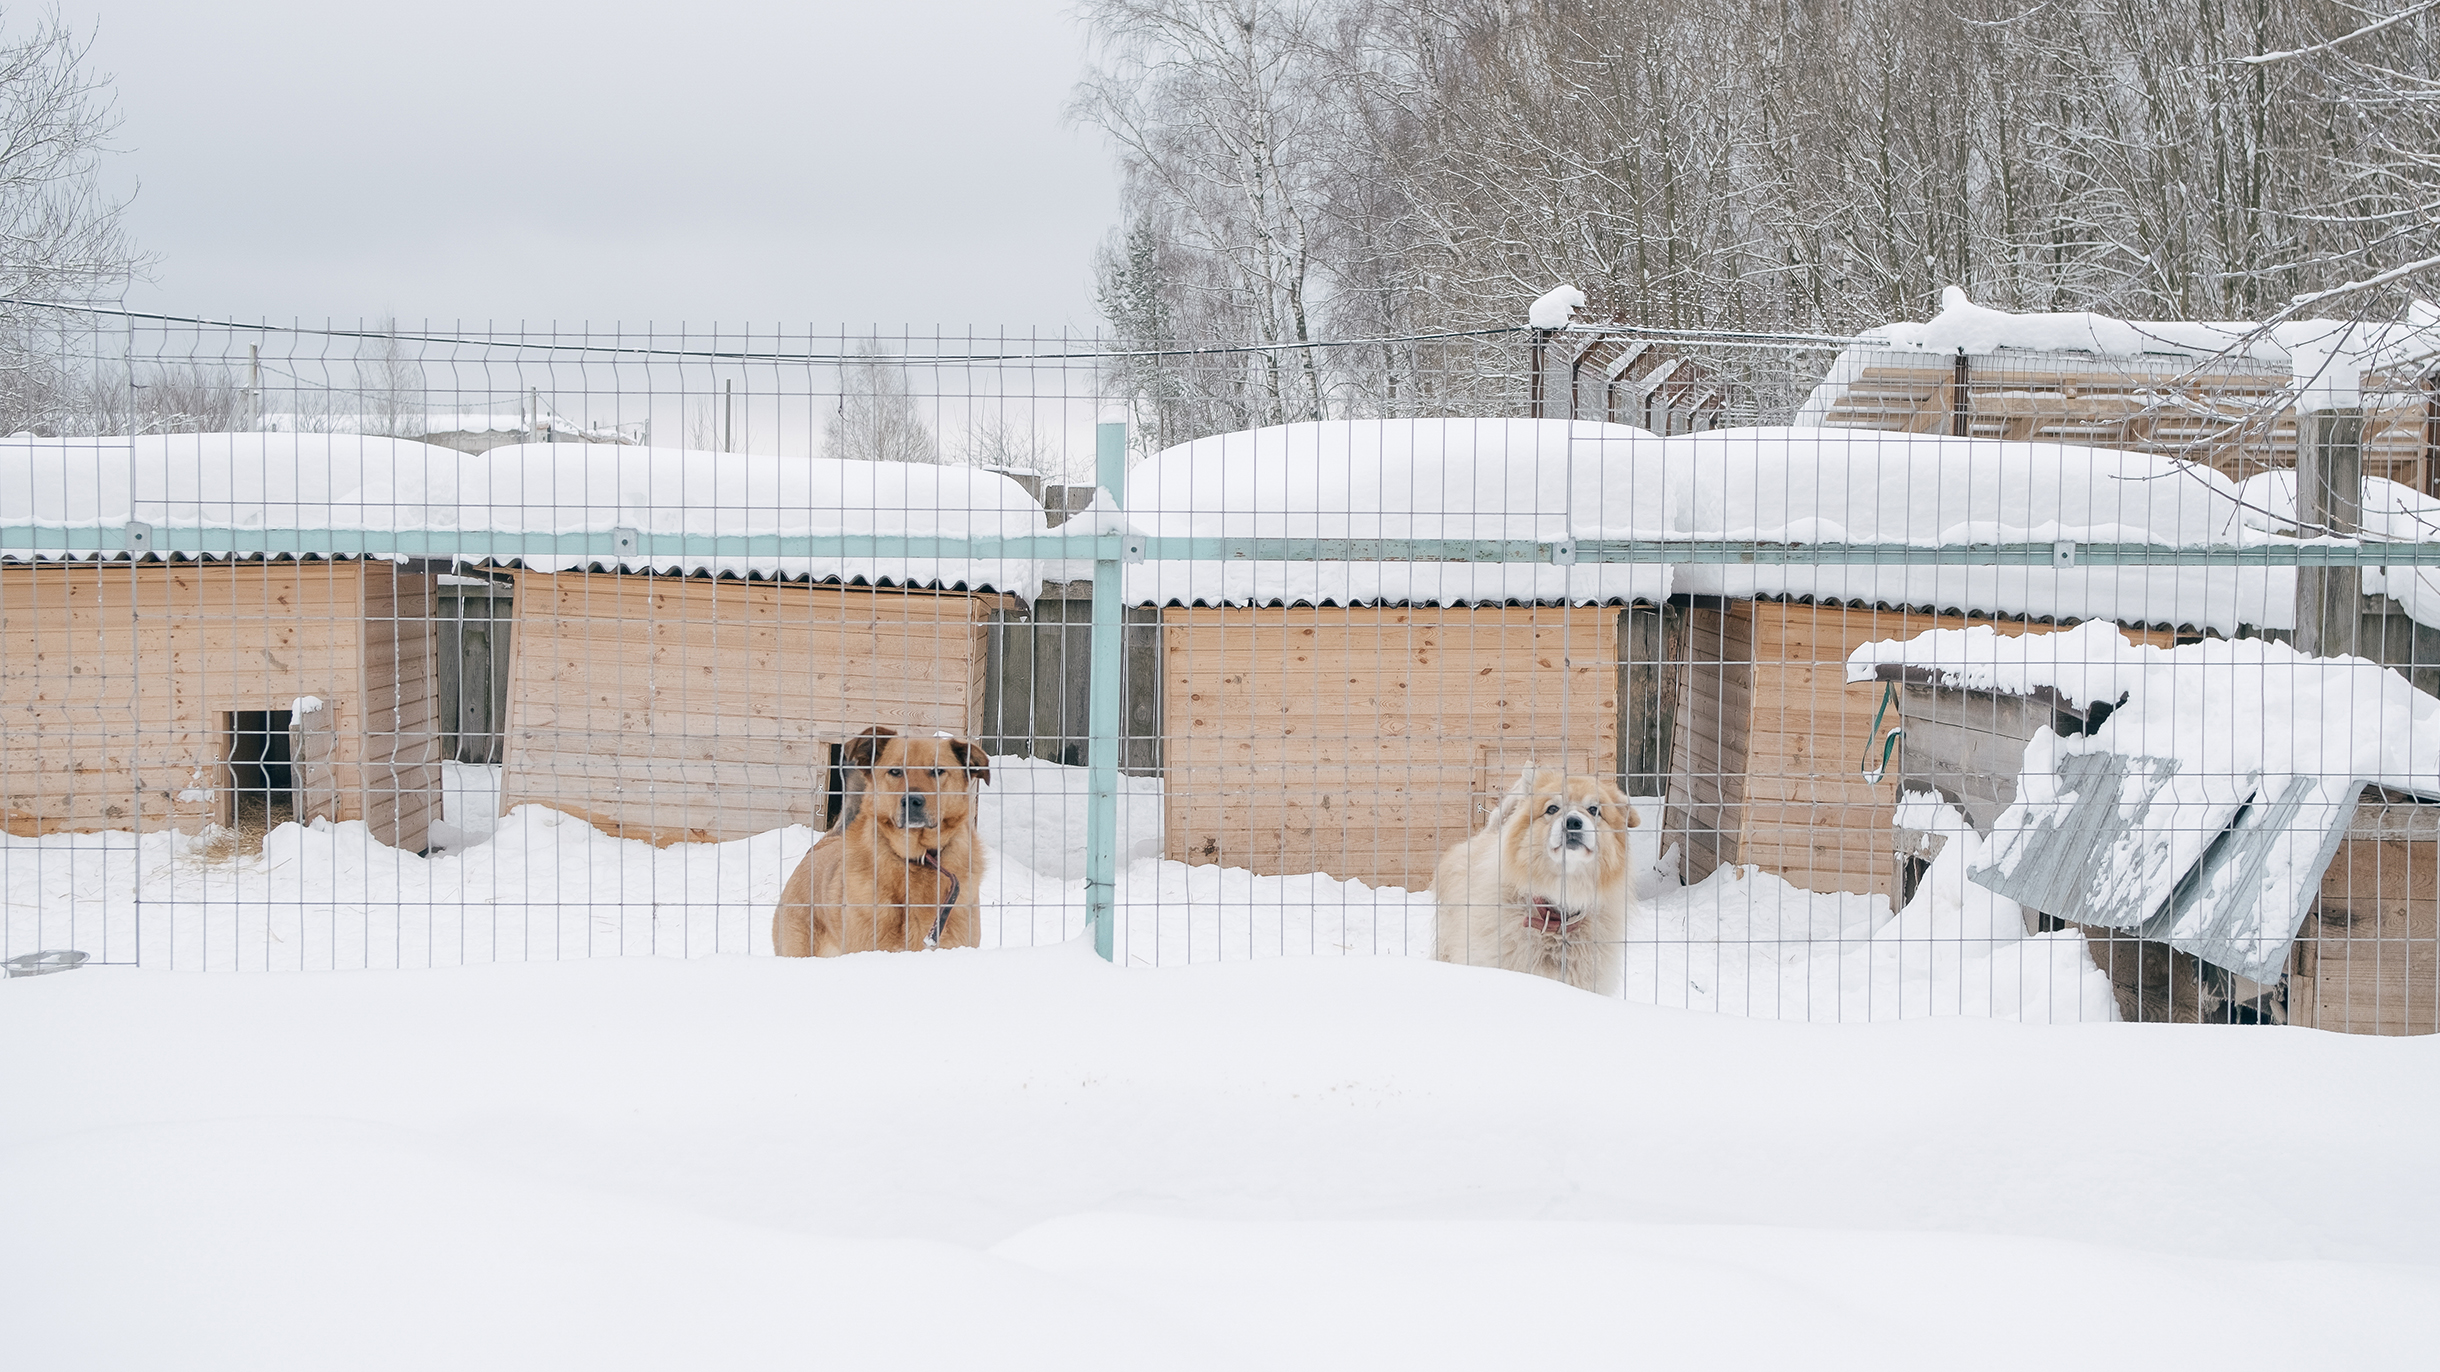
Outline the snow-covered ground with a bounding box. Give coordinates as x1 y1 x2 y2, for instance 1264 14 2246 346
5 938 2434 1369
5 759 2112 1023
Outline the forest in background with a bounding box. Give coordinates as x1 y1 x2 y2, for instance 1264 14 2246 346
1078 0 2440 439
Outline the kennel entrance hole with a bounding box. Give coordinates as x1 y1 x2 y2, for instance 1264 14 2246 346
225 709 295 827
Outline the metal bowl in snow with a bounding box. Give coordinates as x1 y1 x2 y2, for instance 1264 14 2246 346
3 949 89 978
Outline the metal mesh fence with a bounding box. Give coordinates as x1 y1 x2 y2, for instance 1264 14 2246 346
5 306 2438 1031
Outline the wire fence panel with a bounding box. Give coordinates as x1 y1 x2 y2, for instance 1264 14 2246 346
4 307 2437 1030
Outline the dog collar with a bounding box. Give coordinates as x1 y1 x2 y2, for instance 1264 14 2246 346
910 846 957 948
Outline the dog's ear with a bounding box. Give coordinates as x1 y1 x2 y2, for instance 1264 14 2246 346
842 725 897 772
947 736 991 786
1484 766 1537 829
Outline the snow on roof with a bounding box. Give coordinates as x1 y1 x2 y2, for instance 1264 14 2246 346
1124 418 2286 632
1798 287 2440 420
1123 418 1670 608
1847 621 2440 981
2232 468 2440 633
0 433 1050 593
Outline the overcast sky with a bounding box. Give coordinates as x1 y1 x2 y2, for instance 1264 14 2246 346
57 1 1119 330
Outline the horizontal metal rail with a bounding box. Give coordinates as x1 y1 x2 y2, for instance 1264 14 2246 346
8 523 2440 567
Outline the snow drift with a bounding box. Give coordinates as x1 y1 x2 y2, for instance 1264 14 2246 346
6 943 2439 1370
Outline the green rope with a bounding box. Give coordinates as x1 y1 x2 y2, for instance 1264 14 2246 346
1861 680 1905 785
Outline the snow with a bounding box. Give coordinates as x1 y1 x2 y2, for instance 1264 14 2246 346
1127 419 2287 632
8 938 2439 1369
8 759 2106 1027
973 755 1165 880
1641 803 2119 1023
1123 418 1671 607
2235 467 2440 630
1800 286 2440 418
1849 621 2440 979
0 433 1050 593
289 694 324 716
1527 282 1585 328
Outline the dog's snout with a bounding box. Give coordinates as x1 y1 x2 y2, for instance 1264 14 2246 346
1564 813 1587 831
900 791 933 828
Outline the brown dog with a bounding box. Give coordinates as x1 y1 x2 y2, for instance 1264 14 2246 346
772 726 991 957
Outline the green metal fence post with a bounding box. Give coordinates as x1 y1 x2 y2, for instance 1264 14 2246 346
1084 413 1129 961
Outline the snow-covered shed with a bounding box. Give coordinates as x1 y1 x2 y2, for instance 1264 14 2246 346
1800 288 2440 490
1125 419 2292 897
466 445 1050 844
1853 624 2440 1033
1126 419 1665 890
0 436 1051 850
1 436 445 848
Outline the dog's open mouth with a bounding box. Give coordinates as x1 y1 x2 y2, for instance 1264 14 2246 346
1527 898 1576 932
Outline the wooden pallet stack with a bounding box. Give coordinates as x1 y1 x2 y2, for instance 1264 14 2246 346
1817 351 2440 491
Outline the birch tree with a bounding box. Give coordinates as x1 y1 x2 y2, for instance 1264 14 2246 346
0 11 145 433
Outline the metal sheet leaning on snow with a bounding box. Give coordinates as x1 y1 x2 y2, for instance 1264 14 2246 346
2137 775 2368 983
1863 621 2440 983
1968 749 2241 937
1972 758 2365 986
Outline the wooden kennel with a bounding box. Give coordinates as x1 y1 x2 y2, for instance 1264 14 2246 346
1159 604 1629 891
1878 661 2437 1033
1662 598 2183 898
0 557 442 849
495 571 1000 844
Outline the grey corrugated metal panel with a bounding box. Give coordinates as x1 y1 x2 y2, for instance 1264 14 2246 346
2139 777 2365 985
1969 752 2216 928
1974 754 2431 984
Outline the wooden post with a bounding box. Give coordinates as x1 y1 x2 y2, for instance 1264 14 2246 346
2295 406 2366 658
2424 373 2439 499
1529 329 1549 419
1950 351 1970 437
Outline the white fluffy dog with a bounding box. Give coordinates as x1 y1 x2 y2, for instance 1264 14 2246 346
1432 766 1637 995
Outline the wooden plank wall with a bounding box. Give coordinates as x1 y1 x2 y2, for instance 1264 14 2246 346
1661 601 1755 883
360 566 441 852
1161 605 1620 891
1713 602 2174 898
498 573 992 844
2292 816 2440 1035
0 561 439 844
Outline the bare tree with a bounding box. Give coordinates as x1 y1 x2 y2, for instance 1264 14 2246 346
1080 1 2440 428
955 411 1077 480
355 320 426 438
823 343 939 464
1074 1 1350 429
0 11 147 434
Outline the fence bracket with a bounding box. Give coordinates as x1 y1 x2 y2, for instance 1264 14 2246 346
1549 537 1578 566
2052 539 2076 569
123 521 151 553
